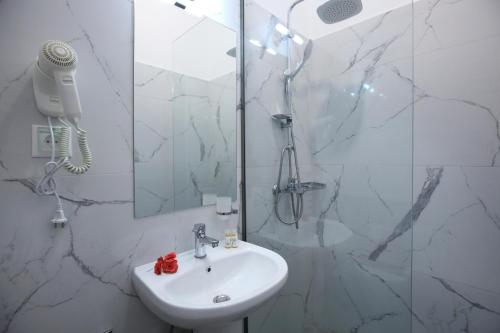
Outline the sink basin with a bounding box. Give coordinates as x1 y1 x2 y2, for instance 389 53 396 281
133 241 288 331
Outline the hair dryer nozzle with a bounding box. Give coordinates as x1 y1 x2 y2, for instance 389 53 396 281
33 40 82 121
38 40 77 73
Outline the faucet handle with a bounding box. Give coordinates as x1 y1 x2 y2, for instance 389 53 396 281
193 223 206 233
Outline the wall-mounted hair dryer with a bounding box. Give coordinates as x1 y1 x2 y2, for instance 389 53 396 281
33 40 92 175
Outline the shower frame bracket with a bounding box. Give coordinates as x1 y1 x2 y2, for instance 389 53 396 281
271 114 293 128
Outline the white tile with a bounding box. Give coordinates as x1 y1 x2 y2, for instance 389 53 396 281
412 271 500 333
414 0 500 55
414 37 500 166
413 166 500 294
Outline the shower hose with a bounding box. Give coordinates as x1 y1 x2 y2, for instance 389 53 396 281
274 191 304 228
273 144 304 228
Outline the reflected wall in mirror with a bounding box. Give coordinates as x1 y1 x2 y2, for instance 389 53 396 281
134 0 238 218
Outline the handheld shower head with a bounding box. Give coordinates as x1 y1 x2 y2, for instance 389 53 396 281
285 39 313 80
302 39 313 63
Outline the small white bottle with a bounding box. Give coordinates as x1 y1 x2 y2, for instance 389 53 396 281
224 229 233 248
230 229 238 248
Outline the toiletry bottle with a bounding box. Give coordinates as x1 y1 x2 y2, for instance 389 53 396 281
224 230 232 248
230 230 238 248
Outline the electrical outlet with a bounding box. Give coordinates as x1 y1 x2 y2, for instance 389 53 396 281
32 124 72 158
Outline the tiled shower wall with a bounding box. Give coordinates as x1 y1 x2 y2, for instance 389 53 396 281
0 0 239 332
245 1 414 332
411 0 500 331
245 0 500 332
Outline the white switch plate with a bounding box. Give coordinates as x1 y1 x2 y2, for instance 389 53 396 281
32 125 72 158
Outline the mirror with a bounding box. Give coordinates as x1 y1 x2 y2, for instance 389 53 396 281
133 0 238 218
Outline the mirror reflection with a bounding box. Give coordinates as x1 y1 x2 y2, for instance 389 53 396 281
134 0 237 218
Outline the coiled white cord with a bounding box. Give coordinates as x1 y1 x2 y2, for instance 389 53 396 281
35 116 92 227
35 117 68 226
58 118 92 175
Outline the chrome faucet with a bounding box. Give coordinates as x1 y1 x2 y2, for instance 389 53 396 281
192 223 219 258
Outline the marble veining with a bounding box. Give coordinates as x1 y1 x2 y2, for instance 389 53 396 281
431 276 500 317
245 0 500 332
4 178 132 213
369 167 443 262
0 0 239 332
65 0 131 115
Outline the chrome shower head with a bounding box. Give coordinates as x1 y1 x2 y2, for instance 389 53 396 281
302 39 313 63
317 0 363 24
285 39 313 80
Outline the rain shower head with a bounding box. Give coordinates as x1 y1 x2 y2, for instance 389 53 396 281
317 0 363 24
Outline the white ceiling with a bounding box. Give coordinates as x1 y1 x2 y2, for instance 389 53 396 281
135 0 416 78
252 0 415 40
134 0 236 81
173 18 236 81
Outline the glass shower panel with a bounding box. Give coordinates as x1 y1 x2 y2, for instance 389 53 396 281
244 1 414 332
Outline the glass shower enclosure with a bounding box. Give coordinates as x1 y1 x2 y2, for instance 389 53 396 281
244 0 414 332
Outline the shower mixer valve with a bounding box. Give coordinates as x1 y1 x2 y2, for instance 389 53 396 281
273 178 304 195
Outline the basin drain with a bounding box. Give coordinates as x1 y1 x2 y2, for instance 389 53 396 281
213 294 231 303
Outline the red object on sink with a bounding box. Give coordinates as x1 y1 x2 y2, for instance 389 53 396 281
154 252 178 275
154 261 162 275
162 258 178 273
165 252 176 260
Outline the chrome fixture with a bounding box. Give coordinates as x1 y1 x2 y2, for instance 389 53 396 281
192 223 219 258
284 40 313 81
317 0 363 24
213 294 231 303
271 125 327 229
273 0 344 229
271 114 293 128
272 139 303 229
269 2 310 229
301 182 327 192
274 180 326 195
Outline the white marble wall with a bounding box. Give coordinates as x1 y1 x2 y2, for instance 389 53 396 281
244 0 500 332
0 0 239 332
411 0 500 332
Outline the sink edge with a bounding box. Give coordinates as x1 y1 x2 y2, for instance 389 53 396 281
132 241 288 328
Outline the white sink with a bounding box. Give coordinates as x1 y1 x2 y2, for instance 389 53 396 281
133 241 288 332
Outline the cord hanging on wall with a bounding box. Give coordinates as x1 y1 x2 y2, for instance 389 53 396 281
32 40 93 227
